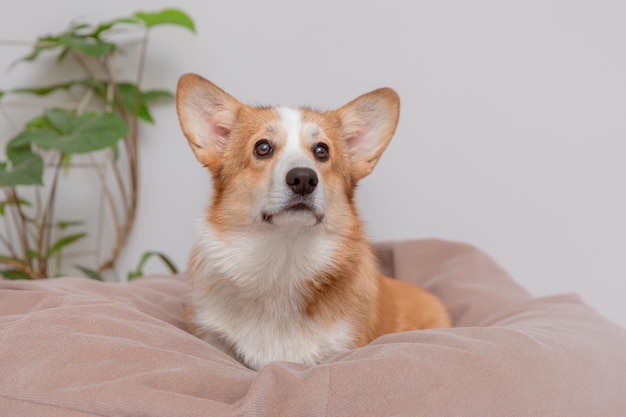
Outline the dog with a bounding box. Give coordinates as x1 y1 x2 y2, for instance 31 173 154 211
176 74 451 370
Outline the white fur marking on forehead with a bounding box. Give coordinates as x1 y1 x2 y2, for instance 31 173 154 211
278 107 304 153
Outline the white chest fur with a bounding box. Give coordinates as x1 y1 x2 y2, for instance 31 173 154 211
190 224 353 370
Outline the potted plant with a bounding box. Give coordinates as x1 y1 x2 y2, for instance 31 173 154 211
0 8 194 280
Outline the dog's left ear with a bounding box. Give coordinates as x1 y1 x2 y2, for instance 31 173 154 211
335 88 400 181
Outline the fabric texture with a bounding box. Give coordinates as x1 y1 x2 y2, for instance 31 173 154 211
1 239 625 416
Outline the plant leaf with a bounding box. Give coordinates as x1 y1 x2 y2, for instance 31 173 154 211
0 197 32 216
20 35 61 62
89 82 174 124
0 256 33 279
74 265 104 281
46 232 86 259
24 114 56 130
23 110 129 154
18 19 116 64
55 220 84 230
12 80 77 96
141 89 174 102
134 9 196 33
0 141 44 187
128 251 178 280
10 128 60 147
57 34 114 57
87 21 116 38
113 83 151 122
1 269 32 280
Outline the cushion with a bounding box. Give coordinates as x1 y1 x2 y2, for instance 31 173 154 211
1 239 625 416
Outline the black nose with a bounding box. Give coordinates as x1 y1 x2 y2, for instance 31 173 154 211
286 167 318 195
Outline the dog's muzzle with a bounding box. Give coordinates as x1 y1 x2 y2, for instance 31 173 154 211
261 167 324 225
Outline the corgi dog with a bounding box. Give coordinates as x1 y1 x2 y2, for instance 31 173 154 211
176 74 451 370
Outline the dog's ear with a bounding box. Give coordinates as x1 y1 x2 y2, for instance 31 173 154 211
176 73 241 167
335 88 399 181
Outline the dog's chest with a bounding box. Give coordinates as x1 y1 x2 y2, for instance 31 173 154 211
191 226 352 369
196 298 352 370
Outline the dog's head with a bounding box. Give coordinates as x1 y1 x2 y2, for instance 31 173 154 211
176 74 399 231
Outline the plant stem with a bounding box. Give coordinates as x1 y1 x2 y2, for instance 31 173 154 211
87 153 122 232
2 201 17 257
0 232 17 258
102 31 152 273
4 189 30 268
10 188 33 268
92 56 140 275
0 255 40 279
37 155 64 277
0 39 57 47
76 88 95 115
54 231 63 277
132 29 150 148
71 49 98 79
109 149 129 204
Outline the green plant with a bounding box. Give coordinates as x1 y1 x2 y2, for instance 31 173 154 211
0 8 194 280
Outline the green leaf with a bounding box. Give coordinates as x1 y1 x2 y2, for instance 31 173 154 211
18 18 117 64
141 89 174 103
57 34 114 57
25 114 56 130
114 83 151 122
138 89 174 122
46 232 86 259
55 220 84 230
127 270 142 280
0 141 44 187
1 269 32 280
128 251 178 280
20 35 61 62
74 265 104 281
18 109 129 154
10 129 59 148
11 78 102 99
56 47 71 63
25 249 40 259
134 9 196 33
61 153 72 171
0 197 32 216
12 80 77 96
91 83 174 124
89 21 117 38
0 256 32 279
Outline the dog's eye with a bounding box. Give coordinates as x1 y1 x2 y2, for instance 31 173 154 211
254 140 273 158
313 143 329 161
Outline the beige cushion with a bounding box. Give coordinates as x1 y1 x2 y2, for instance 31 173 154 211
1 239 625 416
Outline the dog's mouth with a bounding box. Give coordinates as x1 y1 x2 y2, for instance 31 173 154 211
285 202 312 213
262 202 324 225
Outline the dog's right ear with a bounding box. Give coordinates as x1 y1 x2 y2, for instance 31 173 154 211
176 74 241 167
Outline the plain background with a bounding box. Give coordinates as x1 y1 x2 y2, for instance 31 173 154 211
0 1 624 328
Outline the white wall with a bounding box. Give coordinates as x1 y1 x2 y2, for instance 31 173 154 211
1 0 625 328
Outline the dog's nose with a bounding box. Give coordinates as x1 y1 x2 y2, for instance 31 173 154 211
286 167 318 195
